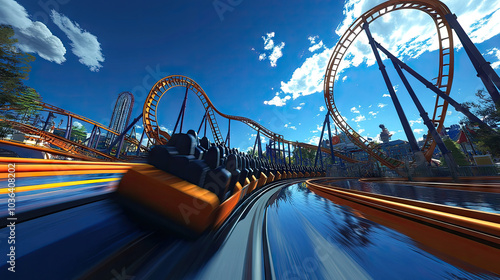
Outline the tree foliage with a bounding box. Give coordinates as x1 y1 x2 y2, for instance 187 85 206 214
461 89 500 157
0 25 41 119
440 138 470 166
71 124 87 143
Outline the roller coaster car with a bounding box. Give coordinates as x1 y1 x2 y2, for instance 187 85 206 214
116 132 266 236
116 131 323 236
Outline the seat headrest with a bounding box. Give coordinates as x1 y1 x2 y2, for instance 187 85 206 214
204 146 220 169
200 136 210 150
175 133 196 155
225 154 238 171
187 129 197 139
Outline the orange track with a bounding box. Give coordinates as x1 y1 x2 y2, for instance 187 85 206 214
143 75 358 163
307 179 500 275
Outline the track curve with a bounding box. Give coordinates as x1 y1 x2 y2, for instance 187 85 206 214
324 0 455 169
143 75 358 163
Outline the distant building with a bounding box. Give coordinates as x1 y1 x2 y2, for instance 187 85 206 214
105 92 134 146
376 139 413 161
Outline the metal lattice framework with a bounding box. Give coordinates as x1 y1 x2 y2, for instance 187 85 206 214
324 0 454 169
143 75 358 163
1 119 119 161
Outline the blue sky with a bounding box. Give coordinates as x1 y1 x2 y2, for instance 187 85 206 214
1 0 500 152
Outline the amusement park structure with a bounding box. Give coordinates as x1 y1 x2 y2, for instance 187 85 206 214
1 1 500 279
104 92 134 147
0 0 498 174
324 0 500 175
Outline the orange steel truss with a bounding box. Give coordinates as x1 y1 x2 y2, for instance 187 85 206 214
143 75 358 163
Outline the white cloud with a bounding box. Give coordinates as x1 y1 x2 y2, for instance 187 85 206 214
73 121 84 129
486 48 500 69
335 0 500 74
342 76 348 82
352 115 366 122
358 128 365 134
319 106 326 112
264 95 291 107
279 0 500 103
409 119 422 127
263 32 275 50
368 111 378 116
0 0 66 64
413 128 425 134
284 123 297 130
378 103 387 108
382 94 390 97
309 39 325 52
51 11 104 72
280 47 333 99
350 106 360 113
307 135 321 145
269 42 285 67
257 32 285 67
293 106 302 110
308 36 319 44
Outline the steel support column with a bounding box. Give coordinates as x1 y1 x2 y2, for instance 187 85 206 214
445 14 500 105
173 86 189 134
136 129 145 156
326 114 336 165
64 115 73 140
374 41 495 131
364 22 421 154
391 59 458 179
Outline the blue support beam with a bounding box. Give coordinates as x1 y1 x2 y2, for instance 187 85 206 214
136 129 145 156
197 111 207 135
225 119 231 148
325 115 336 165
106 113 143 157
173 86 189 134
445 14 500 105
314 114 328 168
64 115 73 140
364 22 421 154
373 40 495 132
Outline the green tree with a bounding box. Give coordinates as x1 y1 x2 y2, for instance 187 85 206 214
461 89 500 156
440 138 470 166
0 25 41 120
71 125 87 143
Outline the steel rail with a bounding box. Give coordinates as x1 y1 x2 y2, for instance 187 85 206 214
143 75 358 163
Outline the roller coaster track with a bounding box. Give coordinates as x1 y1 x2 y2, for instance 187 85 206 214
324 0 454 169
143 75 358 163
2 102 148 156
37 102 146 150
1 119 120 161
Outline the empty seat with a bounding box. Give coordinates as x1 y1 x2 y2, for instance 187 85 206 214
204 146 231 201
224 154 241 196
148 145 178 173
200 136 211 150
